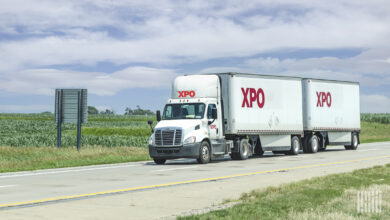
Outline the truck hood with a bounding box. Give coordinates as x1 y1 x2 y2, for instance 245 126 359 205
155 119 201 130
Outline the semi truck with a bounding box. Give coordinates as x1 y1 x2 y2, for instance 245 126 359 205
148 73 360 164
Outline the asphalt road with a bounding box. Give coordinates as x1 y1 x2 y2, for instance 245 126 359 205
1 142 390 219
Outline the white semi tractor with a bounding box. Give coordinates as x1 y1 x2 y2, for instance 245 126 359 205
148 73 360 164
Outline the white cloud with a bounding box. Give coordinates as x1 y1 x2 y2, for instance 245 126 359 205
361 95 390 113
239 48 390 86
0 66 177 96
0 0 390 98
1 0 390 72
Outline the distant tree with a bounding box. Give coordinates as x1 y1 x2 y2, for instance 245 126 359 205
100 109 114 115
40 111 52 114
88 106 99 115
124 106 154 116
124 107 134 115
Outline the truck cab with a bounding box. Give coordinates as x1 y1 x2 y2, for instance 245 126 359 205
148 75 227 164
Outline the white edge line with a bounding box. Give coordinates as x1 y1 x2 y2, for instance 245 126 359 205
358 149 380 152
0 164 143 179
0 185 16 188
152 166 199 172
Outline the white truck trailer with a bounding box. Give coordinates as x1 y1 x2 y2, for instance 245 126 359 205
148 73 360 164
301 78 361 153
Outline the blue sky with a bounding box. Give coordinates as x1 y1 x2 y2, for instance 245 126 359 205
0 0 389 113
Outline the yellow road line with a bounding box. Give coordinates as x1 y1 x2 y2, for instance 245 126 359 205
1 155 390 208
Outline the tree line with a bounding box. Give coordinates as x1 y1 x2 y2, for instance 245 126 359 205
88 105 155 116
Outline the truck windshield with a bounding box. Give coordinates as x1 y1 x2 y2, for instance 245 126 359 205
163 103 205 120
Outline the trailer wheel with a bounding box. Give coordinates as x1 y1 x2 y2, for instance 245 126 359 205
153 158 166 165
287 136 300 155
345 133 358 150
238 139 249 160
303 135 311 153
307 135 319 153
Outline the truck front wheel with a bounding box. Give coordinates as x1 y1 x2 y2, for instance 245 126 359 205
197 141 211 164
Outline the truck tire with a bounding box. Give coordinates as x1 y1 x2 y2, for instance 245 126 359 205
238 139 249 160
345 132 358 150
307 135 319 153
197 141 211 164
287 136 300 155
303 135 311 153
153 158 166 165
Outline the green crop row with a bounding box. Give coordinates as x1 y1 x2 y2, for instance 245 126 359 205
0 133 149 148
74 127 152 137
361 113 390 124
0 113 154 147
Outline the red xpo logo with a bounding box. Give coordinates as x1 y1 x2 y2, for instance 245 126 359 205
178 90 195 98
241 88 265 108
316 91 332 107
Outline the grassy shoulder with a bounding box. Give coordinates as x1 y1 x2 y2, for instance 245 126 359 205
360 122 390 143
180 164 390 220
0 146 150 173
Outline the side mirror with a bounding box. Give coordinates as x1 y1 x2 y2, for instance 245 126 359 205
156 110 161 122
212 108 217 119
147 120 153 133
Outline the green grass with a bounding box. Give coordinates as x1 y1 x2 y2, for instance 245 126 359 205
179 164 390 220
360 122 390 143
0 146 150 173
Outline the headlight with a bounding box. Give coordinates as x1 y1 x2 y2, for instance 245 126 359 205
183 136 196 144
149 136 153 145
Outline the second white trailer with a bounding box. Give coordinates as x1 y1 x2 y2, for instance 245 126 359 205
301 78 361 152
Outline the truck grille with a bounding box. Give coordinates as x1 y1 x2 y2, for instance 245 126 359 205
155 129 182 146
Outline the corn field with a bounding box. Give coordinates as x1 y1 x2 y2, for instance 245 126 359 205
361 113 390 124
1 113 389 148
0 113 154 147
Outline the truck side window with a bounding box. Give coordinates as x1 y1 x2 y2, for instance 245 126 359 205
164 106 172 119
207 104 216 119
